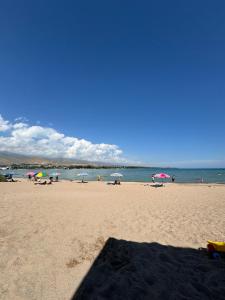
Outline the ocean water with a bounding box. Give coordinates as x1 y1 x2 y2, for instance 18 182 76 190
9 168 225 183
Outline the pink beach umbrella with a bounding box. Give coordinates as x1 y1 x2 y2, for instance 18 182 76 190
154 173 170 184
26 171 36 177
154 173 170 179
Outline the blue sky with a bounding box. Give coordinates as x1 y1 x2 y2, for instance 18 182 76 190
0 1 225 167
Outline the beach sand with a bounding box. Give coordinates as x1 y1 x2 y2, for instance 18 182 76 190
0 181 225 299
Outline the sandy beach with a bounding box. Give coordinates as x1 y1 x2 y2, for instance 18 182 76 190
1 180 225 299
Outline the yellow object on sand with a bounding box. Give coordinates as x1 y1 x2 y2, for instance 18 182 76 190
207 240 225 252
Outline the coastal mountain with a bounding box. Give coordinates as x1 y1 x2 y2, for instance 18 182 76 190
0 151 120 167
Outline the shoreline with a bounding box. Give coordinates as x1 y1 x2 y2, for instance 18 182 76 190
9 177 225 186
3 167 225 185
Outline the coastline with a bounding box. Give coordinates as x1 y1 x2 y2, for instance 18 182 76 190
12 177 225 185
3 166 225 184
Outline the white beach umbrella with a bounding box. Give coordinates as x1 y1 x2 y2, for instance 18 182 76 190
77 172 88 176
110 173 123 177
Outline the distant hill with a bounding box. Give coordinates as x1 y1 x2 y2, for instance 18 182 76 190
0 151 118 167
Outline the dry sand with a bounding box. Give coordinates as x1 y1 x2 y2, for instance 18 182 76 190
0 181 225 299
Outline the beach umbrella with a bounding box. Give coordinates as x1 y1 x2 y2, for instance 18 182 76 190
36 171 48 178
26 171 35 177
4 172 14 177
110 173 123 181
110 172 123 177
154 173 170 183
77 172 88 182
154 173 170 179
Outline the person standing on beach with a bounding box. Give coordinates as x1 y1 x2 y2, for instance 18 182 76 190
172 175 175 182
152 174 155 183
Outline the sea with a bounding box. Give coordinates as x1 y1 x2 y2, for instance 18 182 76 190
8 168 225 183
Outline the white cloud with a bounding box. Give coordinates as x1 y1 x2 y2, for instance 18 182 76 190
0 115 11 131
13 122 28 129
0 115 125 163
14 116 29 123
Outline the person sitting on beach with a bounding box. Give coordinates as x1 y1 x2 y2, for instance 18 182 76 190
114 179 121 185
34 180 47 185
34 179 52 185
5 174 17 182
7 177 16 182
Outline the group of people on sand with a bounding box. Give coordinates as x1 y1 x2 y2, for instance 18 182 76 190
2 174 18 182
28 174 59 185
34 179 52 185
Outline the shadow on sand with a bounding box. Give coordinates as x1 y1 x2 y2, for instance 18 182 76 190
71 238 225 300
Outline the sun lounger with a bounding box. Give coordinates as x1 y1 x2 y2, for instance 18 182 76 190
34 180 52 185
151 183 164 188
